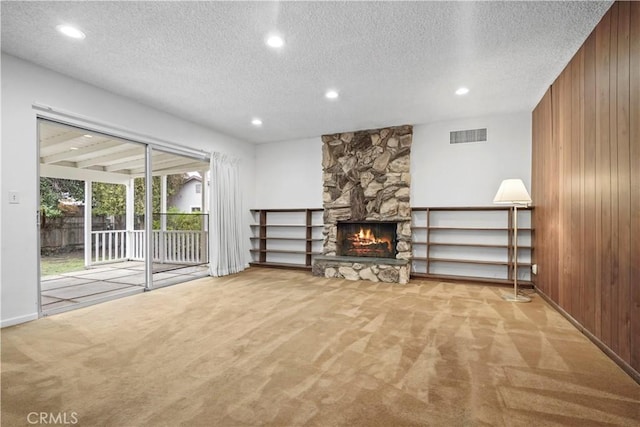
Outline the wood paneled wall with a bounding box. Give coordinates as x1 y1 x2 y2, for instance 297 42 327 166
532 1 639 379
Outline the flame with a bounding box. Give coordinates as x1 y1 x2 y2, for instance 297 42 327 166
353 227 382 245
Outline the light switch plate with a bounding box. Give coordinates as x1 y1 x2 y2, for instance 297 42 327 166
8 191 19 204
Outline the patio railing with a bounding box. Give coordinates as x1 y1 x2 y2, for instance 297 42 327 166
154 230 207 264
130 230 146 260
91 230 208 265
92 230 127 263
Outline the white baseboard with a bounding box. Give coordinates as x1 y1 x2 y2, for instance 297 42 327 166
1 312 38 328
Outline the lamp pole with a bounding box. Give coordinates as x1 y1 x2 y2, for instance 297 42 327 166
513 205 519 300
493 178 532 302
503 204 531 302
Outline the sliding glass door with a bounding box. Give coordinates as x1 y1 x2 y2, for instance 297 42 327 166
38 119 149 314
146 148 210 289
38 118 211 315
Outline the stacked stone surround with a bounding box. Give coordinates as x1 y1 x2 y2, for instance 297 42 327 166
313 256 409 284
313 125 412 284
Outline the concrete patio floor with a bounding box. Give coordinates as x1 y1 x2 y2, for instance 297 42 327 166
40 261 209 315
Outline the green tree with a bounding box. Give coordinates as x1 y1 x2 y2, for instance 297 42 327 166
39 178 84 218
40 174 186 220
165 206 204 231
134 174 185 214
92 183 126 216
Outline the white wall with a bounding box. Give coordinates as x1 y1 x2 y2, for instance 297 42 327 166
411 112 532 206
1 53 256 327
254 137 323 208
253 112 532 209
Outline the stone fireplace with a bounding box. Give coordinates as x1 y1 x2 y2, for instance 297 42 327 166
313 125 412 284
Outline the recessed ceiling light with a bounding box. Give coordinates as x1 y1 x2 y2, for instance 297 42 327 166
455 87 470 95
56 24 86 40
251 118 263 126
69 147 79 150
325 90 339 99
83 134 93 138
266 35 284 48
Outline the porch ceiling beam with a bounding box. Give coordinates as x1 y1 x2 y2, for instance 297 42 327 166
72 144 136 162
80 148 146 169
151 161 212 176
41 164 131 185
150 157 198 172
105 153 175 173
104 159 145 173
130 164 210 178
129 156 198 174
41 140 123 164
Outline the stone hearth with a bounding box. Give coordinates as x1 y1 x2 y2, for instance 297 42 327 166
313 125 412 284
313 256 409 284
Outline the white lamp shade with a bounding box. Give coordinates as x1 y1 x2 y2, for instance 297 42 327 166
493 179 532 205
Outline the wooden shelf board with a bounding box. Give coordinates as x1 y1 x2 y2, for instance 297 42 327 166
419 242 533 249
250 224 305 227
412 242 503 248
249 262 312 271
428 227 509 231
251 208 322 213
250 237 322 242
411 257 532 267
409 272 534 287
411 206 532 212
429 243 508 248
427 227 533 231
250 249 321 255
250 224 323 228
427 258 509 266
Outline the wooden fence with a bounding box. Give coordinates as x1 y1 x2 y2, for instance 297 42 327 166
40 214 120 252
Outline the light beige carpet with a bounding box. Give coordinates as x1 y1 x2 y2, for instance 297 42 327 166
1 268 639 426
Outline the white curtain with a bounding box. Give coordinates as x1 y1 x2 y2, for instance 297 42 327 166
209 152 247 277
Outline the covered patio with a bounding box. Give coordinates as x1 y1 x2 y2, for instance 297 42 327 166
39 119 211 314
41 261 209 314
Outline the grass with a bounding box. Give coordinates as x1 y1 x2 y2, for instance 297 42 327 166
40 251 86 276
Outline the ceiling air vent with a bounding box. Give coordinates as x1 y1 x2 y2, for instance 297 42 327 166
450 128 487 144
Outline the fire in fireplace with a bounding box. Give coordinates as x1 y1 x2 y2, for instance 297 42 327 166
337 222 397 258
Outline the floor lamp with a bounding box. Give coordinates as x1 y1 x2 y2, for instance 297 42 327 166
493 179 532 303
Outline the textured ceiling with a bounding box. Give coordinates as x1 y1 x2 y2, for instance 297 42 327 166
1 1 612 144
